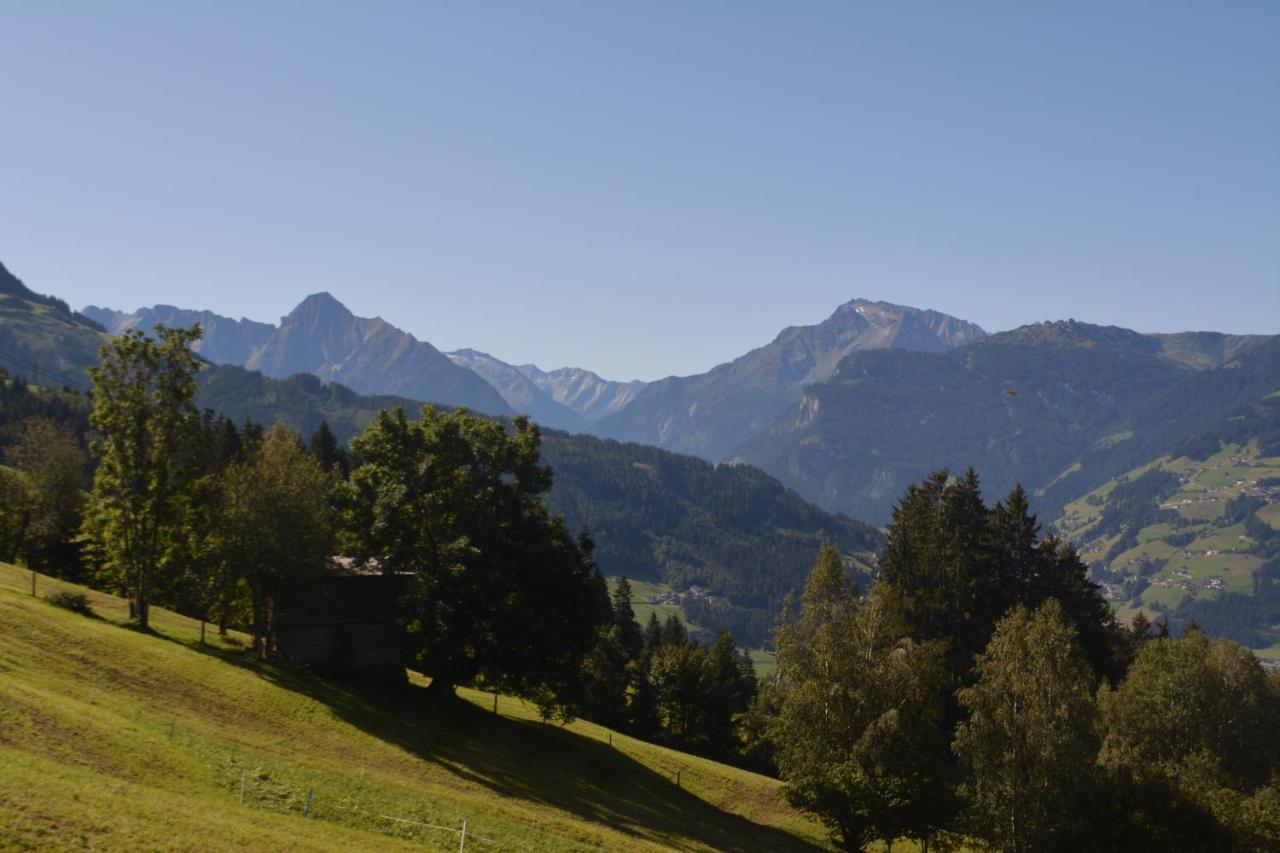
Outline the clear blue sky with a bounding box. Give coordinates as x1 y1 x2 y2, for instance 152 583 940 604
2 2 1276 381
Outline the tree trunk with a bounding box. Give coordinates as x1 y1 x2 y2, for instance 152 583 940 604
135 566 150 630
250 587 267 659
424 675 457 704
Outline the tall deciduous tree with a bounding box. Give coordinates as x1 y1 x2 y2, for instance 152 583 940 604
214 424 333 656
0 466 31 564
344 406 609 709
953 600 1098 852
772 543 952 850
1099 628 1280 792
6 418 87 573
82 325 202 629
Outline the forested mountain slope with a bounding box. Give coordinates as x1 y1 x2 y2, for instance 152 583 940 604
192 364 880 647
539 432 881 644
1036 334 1280 510
736 321 1278 524
1055 387 1280 656
0 260 106 388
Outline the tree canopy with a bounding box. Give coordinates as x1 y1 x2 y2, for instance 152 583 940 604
953 601 1098 852
344 405 610 708
82 325 203 629
771 544 953 849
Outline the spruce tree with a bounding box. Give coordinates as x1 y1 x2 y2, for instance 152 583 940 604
308 419 349 475
642 611 663 654
611 575 644 656
879 471 997 679
881 471 1124 687
661 613 688 647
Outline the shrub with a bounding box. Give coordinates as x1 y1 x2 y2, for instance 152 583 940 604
46 590 92 616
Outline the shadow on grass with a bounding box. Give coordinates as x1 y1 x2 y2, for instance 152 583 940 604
177 637 820 852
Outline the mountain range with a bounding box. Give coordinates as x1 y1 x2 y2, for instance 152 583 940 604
5 262 878 647
592 299 987 460
75 280 1280 529
87 294 991 464
85 294 514 416
6 256 1279 649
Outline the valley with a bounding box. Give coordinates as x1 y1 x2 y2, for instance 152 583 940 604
6 7 1277 848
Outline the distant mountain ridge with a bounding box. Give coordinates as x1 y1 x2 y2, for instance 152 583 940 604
88 293 513 416
734 320 1278 523
592 298 988 460
445 348 587 432
84 304 275 366
86 295 646 429
516 363 647 423
247 292 515 415
6 256 1278 650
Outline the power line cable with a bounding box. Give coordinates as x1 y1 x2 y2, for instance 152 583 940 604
0 348 93 391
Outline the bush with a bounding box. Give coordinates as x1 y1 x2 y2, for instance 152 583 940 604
45 590 92 616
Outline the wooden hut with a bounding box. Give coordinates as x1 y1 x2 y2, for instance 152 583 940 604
268 558 406 684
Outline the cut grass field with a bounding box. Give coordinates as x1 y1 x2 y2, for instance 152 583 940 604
1057 443 1278 633
611 578 780 679
0 563 829 851
619 577 704 636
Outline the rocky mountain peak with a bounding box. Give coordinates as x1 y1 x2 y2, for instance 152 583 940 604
286 292 353 324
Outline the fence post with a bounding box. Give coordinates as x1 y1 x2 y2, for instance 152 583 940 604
31 570 36 596
676 769 681 788
459 818 467 852
608 732 612 747
239 771 246 804
305 788 314 817
493 692 498 713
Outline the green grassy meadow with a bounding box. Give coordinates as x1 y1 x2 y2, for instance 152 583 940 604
620 577 705 635
0 563 829 851
612 577 781 679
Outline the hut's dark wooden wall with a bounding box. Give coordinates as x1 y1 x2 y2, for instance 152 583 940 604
270 574 405 683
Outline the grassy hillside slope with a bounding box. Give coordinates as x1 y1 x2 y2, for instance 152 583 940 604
0 563 827 851
0 261 106 390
